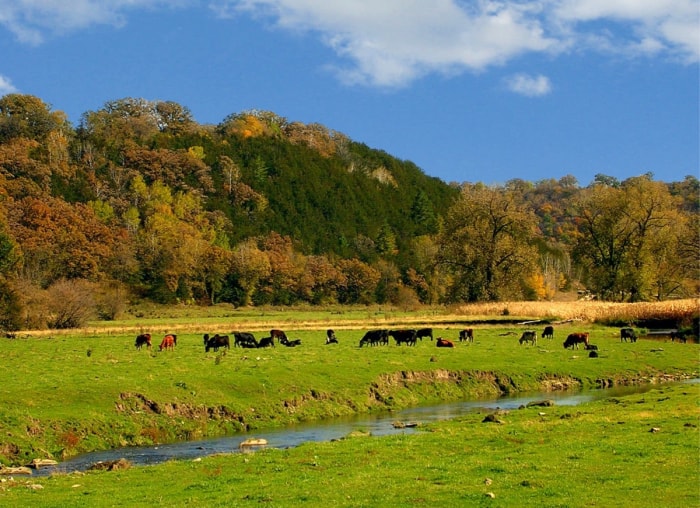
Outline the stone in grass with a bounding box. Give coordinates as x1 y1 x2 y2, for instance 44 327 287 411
87 458 132 471
482 413 505 424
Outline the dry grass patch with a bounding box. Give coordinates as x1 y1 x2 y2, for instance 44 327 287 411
456 299 699 323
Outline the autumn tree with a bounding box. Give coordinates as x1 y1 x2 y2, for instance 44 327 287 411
297 255 342 304
0 94 70 143
336 258 381 304
572 176 682 301
436 184 539 301
9 196 119 287
229 238 271 306
0 203 22 331
255 232 303 305
0 138 52 197
81 97 161 150
217 110 287 139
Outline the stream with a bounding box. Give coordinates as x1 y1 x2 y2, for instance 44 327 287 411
32 380 696 477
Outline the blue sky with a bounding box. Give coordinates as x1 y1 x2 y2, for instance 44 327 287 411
1 1 698 185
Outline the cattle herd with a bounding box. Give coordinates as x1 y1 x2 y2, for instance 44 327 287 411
134 325 663 353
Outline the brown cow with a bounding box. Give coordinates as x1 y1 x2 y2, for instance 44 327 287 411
436 337 455 348
159 334 176 351
563 332 589 349
270 329 288 344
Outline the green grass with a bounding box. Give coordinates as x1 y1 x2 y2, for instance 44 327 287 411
1 382 697 507
0 320 697 468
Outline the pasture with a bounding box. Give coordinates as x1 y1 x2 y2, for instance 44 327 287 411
0 301 698 505
0 314 697 465
1 381 697 506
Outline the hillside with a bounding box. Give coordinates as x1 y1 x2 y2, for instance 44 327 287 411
0 94 698 330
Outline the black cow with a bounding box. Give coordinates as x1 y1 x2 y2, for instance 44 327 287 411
233 332 258 348
389 329 418 346
257 336 275 348
415 328 433 341
270 329 288 344
205 334 230 352
542 326 554 340
620 328 637 343
326 329 338 344
564 332 589 349
359 329 388 347
670 330 687 343
459 329 474 342
280 337 302 347
519 330 537 345
135 333 152 350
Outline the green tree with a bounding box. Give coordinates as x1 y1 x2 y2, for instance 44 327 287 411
410 190 437 234
376 221 397 256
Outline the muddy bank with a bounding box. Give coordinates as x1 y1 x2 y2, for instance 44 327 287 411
2 369 696 467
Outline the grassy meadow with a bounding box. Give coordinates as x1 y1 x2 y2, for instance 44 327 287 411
1 381 697 507
0 299 698 505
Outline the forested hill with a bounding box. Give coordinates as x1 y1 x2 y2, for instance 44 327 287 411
0 95 698 329
0 95 460 314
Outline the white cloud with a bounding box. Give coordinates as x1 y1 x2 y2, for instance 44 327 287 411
553 0 700 62
1 1 697 86
215 1 558 87
212 0 699 86
0 75 18 95
505 73 552 97
0 0 186 45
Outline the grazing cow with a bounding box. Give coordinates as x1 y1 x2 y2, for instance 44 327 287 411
257 336 275 348
205 334 230 352
389 329 418 346
563 332 589 349
620 328 637 343
519 330 537 345
459 329 474 342
270 329 288 344
280 337 302 347
159 334 176 351
233 332 258 348
359 329 389 347
436 337 455 348
416 328 434 341
326 329 338 344
542 326 554 340
670 330 687 343
135 333 152 350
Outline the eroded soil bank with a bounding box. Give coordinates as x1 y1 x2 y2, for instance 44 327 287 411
2 369 695 468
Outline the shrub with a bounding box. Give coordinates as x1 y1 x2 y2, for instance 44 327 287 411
46 279 96 329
